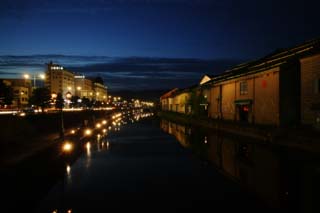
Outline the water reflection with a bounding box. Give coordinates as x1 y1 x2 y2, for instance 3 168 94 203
160 119 320 212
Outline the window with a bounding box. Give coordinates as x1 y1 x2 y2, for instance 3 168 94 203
314 79 320 94
240 81 248 95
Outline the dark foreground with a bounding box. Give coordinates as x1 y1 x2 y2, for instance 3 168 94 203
2 114 319 212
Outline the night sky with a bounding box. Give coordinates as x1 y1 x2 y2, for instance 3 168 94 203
1 0 320 91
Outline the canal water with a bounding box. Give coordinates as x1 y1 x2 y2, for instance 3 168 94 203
32 113 319 213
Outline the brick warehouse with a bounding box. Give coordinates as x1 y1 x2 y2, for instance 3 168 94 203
161 38 320 128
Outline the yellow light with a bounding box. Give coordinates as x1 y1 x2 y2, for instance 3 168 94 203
62 142 73 152
67 86 72 90
19 112 26 117
102 120 107 125
39 74 45 79
51 93 57 99
66 165 71 175
96 123 101 128
103 129 107 133
70 130 75 134
85 129 92 136
23 74 30 79
77 86 82 90
86 142 91 149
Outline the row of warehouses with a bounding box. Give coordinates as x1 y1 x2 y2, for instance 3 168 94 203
160 38 320 128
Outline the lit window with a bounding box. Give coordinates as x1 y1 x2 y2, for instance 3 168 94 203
240 81 248 95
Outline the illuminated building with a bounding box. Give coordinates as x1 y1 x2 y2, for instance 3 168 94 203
45 62 75 99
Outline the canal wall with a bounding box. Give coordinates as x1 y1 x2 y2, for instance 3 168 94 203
0 110 112 166
158 111 320 153
158 111 274 141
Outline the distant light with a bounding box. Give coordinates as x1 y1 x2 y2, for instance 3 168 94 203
86 142 91 149
85 129 92 136
62 142 73 152
70 130 75 134
23 74 30 79
96 123 101 128
66 165 71 175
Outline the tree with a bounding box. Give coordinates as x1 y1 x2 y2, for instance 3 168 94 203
188 89 207 117
55 93 64 109
70 95 80 108
0 80 13 106
81 97 92 108
29 87 51 112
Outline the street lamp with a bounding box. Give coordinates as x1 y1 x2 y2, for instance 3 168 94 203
23 73 45 88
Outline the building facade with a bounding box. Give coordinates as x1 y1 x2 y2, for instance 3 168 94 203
74 75 94 99
161 38 320 128
93 82 108 102
45 62 75 99
300 53 320 128
1 79 32 108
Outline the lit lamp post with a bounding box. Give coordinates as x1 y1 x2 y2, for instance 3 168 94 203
66 92 72 108
23 73 45 88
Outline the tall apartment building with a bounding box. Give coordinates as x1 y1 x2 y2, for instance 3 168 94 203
45 62 75 98
74 75 94 99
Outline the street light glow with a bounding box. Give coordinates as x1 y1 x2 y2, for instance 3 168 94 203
62 142 73 152
24 74 30 79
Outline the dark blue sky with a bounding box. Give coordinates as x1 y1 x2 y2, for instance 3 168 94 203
1 0 320 90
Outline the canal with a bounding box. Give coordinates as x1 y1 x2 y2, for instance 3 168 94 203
3 111 319 212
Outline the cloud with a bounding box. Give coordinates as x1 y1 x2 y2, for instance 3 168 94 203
0 55 243 90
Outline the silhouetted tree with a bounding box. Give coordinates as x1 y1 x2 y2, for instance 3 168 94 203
188 89 207 117
0 80 13 106
55 93 64 109
29 87 51 112
70 95 80 108
81 97 92 108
